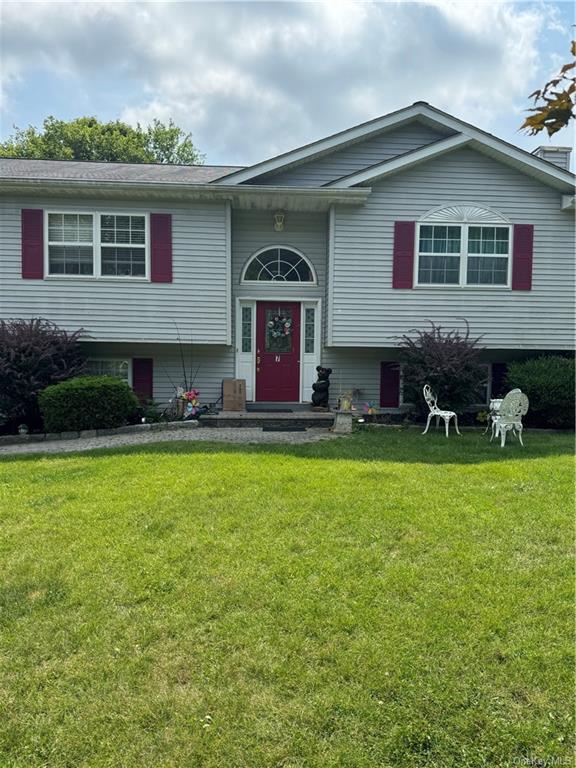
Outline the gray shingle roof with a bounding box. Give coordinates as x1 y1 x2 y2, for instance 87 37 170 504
0 158 244 184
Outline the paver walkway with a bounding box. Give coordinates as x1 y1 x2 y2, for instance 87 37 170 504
0 427 337 456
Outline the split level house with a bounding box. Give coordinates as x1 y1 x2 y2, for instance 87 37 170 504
0 102 574 410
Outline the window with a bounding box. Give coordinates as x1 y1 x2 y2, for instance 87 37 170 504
466 227 509 285
100 214 146 277
241 306 252 353
46 211 148 279
304 307 315 353
418 225 461 285
417 221 511 287
85 359 130 383
243 248 314 283
48 213 94 275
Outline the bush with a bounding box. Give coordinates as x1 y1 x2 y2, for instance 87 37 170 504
39 376 139 433
128 399 165 425
506 356 575 428
399 321 486 417
0 318 86 433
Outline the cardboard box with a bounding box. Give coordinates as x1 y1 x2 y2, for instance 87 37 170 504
222 379 246 411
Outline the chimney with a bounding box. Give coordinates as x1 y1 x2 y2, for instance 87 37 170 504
532 146 572 172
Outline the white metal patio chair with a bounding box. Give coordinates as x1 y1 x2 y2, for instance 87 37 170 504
422 385 461 438
491 389 529 448
486 388 520 439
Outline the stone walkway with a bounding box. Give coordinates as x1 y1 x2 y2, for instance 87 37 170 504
0 427 338 456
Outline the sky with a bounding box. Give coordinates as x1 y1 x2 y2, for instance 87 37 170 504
0 0 574 167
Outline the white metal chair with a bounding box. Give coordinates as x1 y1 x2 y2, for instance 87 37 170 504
422 385 461 438
491 389 529 448
486 389 519 440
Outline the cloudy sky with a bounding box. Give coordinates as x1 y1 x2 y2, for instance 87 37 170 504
1 0 574 166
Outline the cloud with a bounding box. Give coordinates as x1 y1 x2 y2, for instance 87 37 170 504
0 0 563 164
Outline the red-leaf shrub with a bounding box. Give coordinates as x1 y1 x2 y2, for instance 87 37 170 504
399 321 486 417
0 318 86 432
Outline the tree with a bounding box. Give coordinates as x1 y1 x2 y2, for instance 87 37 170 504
0 318 86 433
398 321 486 418
0 116 203 164
521 40 575 137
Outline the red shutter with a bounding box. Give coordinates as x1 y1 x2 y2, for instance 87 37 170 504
21 209 44 279
380 362 401 407
392 221 415 289
150 213 173 283
490 362 507 398
511 224 533 291
132 358 154 402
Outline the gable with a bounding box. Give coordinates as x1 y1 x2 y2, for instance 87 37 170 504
247 121 452 187
217 102 574 193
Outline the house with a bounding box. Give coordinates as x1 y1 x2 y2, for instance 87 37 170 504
1 102 574 410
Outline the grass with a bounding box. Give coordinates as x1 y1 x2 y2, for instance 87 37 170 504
0 428 573 768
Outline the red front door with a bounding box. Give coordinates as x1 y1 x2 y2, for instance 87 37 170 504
256 301 301 402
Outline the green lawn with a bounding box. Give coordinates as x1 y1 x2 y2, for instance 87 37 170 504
0 429 573 768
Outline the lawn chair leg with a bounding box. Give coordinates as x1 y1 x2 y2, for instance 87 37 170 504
517 425 524 447
422 413 433 435
500 427 507 448
453 415 461 435
444 417 449 438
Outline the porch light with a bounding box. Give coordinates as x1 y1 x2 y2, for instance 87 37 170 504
273 211 285 232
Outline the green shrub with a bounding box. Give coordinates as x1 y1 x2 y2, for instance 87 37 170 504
506 356 575 428
128 399 166 425
39 376 139 433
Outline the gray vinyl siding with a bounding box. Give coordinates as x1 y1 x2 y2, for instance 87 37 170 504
320 346 557 409
83 342 234 406
330 147 575 350
0 198 230 344
320 347 396 407
250 122 449 187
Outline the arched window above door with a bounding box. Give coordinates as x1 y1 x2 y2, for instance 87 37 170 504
242 247 316 283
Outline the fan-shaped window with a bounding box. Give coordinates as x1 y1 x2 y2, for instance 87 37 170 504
243 248 315 283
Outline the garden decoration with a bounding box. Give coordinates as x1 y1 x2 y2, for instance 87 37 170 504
490 389 529 448
338 391 353 411
422 384 461 438
267 314 292 339
311 366 332 410
182 388 201 419
363 402 377 415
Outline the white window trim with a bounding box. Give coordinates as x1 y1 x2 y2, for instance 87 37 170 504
241 245 317 286
45 211 150 281
45 211 95 279
86 358 132 386
414 222 512 290
234 297 322 402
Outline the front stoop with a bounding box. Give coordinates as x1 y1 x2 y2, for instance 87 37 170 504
200 411 335 429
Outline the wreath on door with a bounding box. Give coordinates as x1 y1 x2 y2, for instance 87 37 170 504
267 314 292 338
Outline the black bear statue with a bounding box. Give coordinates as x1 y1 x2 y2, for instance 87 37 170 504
311 366 332 410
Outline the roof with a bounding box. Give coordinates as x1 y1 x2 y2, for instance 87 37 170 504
0 158 243 184
216 102 575 192
0 103 573 194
